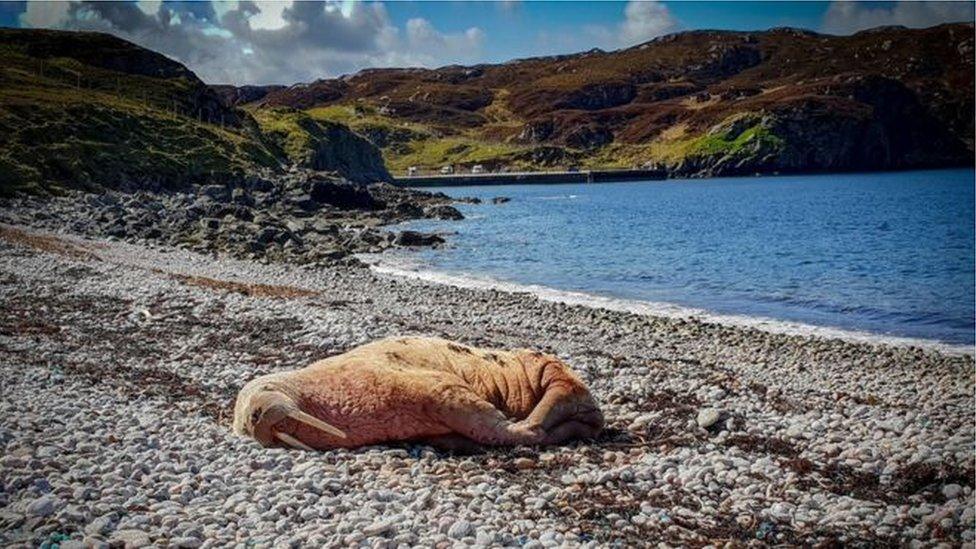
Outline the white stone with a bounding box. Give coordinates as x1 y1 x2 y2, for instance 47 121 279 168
696 408 721 428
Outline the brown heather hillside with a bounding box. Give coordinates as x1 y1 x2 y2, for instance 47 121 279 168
233 24 975 177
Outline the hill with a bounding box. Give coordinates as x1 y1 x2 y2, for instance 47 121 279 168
233 24 975 177
0 29 388 195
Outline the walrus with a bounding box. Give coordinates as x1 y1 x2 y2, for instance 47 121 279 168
233 336 604 451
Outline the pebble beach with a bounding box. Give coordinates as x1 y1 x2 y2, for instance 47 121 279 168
0 221 973 547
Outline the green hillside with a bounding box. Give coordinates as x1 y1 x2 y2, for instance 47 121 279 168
0 29 389 196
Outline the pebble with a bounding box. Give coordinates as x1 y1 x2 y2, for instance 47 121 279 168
108 529 152 548
943 484 962 499
0 216 972 547
696 408 721 429
447 520 474 539
26 496 56 517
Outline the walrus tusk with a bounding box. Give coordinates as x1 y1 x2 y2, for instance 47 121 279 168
287 410 347 439
275 431 314 451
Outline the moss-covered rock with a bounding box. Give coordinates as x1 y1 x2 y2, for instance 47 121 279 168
251 108 390 183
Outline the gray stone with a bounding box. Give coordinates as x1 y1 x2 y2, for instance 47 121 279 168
942 484 962 499
26 495 56 517
447 519 474 540
109 529 152 548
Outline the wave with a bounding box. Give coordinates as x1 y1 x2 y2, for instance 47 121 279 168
537 194 579 200
364 255 974 356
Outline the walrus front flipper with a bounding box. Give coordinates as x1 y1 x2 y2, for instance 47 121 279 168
519 359 605 445
433 384 545 446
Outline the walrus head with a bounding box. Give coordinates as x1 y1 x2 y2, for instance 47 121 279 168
233 374 346 450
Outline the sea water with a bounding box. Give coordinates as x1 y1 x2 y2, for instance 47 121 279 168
378 169 975 348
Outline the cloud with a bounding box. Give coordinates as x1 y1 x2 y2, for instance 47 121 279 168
582 0 676 50
19 1 70 27
15 0 487 85
822 0 974 35
620 0 676 45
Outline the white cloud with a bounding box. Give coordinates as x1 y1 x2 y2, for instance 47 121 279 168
582 0 676 50
249 0 291 31
15 0 487 85
822 0 974 35
136 1 162 17
405 17 484 60
620 0 676 45
212 0 239 22
19 0 70 27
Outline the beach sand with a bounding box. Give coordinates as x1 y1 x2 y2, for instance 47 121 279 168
0 224 973 547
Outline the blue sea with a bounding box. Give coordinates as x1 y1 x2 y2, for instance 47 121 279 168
380 169 975 348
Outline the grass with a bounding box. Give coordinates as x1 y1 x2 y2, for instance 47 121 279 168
249 107 389 180
644 113 785 166
384 136 531 173
304 95 788 175
0 34 282 195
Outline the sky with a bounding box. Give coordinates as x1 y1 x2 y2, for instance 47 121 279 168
1 1 973 85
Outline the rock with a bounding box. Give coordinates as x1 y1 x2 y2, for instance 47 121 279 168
109 529 152 548
696 408 721 429
310 179 382 211
199 185 230 202
85 512 117 536
255 227 281 245
942 484 962 499
392 202 424 218
491 197 511 204
170 536 202 548
26 496 56 517
513 457 536 470
424 205 464 221
231 188 255 207
394 231 444 247
447 519 474 540
786 423 809 438
362 517 397 536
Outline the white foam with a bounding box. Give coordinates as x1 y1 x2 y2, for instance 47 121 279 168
364 255 974 356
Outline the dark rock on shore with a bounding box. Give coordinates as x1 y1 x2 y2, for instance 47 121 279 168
424 205 465 220
310 178 382 210
0 170 469 265
395 230 445 247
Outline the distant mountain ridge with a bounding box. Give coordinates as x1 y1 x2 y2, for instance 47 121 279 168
224 23 974 177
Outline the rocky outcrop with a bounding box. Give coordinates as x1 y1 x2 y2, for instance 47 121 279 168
301 120 392 183
250 109 391 184
0 170 459 264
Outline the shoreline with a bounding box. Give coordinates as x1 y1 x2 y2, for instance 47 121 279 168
364 255 975 356
391 165 975 189
1 223 973 546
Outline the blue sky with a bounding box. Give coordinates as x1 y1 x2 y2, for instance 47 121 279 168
3 1 972 84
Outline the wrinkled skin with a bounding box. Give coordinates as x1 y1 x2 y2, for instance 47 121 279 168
233 337 604 451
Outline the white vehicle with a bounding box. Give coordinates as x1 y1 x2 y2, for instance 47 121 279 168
440 166 454 175
471 164 485 174
407 166 418 176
